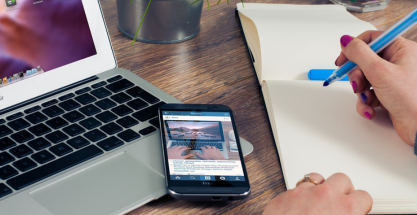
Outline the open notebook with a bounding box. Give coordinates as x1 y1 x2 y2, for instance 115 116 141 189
237 3 417 214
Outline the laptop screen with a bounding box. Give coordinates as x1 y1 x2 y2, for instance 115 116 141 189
0 0 96 87
165 121 225 141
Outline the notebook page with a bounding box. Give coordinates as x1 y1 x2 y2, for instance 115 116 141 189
237 4 376 81
262 80 417 213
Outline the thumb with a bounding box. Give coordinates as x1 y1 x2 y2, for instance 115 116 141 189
340 35 392 82
195 152 204 159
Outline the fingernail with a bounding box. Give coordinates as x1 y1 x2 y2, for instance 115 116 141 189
341 35 353 47
335 56 339 66
361 93 367 104
364 112 371 119
352 81 357 93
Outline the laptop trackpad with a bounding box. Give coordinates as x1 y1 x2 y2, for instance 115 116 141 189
30 152 165 215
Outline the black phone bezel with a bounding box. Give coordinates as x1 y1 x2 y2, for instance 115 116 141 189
158 104 250 194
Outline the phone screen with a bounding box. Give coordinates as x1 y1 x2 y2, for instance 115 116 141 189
161 111 246 182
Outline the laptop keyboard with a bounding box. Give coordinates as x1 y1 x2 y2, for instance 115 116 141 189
0 76 165 197
171 141 223 150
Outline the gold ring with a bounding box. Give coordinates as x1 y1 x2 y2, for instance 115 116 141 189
296 174 318 186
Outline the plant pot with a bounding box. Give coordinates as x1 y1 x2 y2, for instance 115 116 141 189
116 0 203 44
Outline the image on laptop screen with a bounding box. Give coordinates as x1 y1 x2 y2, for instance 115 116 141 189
0 0 96 87
165 121 224 141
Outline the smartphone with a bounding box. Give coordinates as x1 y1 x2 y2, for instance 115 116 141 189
158 104 251 201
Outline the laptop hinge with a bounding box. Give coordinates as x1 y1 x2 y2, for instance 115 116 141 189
0 76 99 116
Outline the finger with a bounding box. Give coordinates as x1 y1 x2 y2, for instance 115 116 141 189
182 154 193 159
323 173 354 194
195 152 204 159
335 52 348 67
348 68 366 93
356 97 375 120
359 89 380 108
355 30 384 44
296 173 325 188
340 34 393 83
348 190 373 214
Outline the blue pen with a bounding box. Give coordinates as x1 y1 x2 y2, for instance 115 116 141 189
323 7 417 87
308 69 349 81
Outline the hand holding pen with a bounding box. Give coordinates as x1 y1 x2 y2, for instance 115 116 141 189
333 30 417 146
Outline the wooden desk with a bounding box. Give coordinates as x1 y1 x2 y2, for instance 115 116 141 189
99 0 417 214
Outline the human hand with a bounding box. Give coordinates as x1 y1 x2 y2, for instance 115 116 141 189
167 146 193 159
196 146 226 160
335 31 417 146
263 173 372 215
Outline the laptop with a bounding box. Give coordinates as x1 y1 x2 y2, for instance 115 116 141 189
0 0 253 214
165 120 229 159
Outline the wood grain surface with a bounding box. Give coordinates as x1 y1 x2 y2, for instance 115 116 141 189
98 0 417 214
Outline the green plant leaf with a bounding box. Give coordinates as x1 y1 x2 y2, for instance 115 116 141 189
217 0 221 4
207 0 210 10
191 0 200 5
131 0 153 45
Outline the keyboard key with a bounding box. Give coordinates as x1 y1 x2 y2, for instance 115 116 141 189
91 87 112 99
127 98 148 110
59 99 81 111
132 102 166 122
107 75 122 83
0 137 16 151
95 98 117 110
25 112 48 124
63 110 85 123
100 122 123 135
111 105 133 117
116 116 139 128
0 166 18 180
91 81 106 89
126 87 160 104
62 124 85 137
67 136 90 149
42 105 64 117
79 118 102 130
106 79 134 93
28 123 52 136
28 138 51 151
110 92 132 104
6 112 23 121
84 129 106 142
139 126 157 136
11 130 34 143
97 136 124 151
31 150 55 164
9 145 34 158
7 118 30 131
117 129 140 142
0 152 15 166
0 119 4 125
45 131 69 144
13 157 37 172
46 117 68 129
0 183 13 198
24 106 41 114
149 118 160 128
75 87 91 95
0 125 12 138
75 93 97 105
96 111 117 123
79 104 101 116
58 93 75 101
50 143 73 156
41 99 58 108
7 145 103 190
